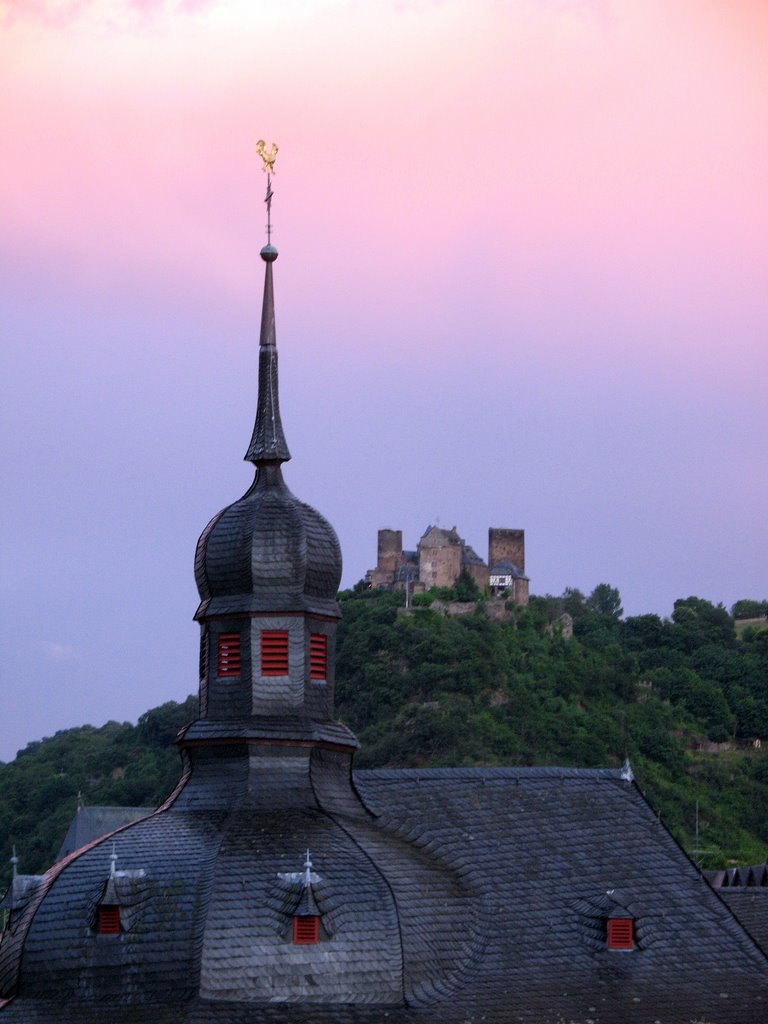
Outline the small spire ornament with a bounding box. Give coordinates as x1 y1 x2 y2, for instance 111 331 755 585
255 140 278 246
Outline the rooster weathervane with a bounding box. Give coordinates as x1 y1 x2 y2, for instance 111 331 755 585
256 139 278 246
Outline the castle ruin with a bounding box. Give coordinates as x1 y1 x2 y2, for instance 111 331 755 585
366 526 529 605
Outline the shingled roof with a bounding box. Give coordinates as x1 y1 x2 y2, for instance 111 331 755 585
55 806 151 861
2 764 768 1021
2 185 767 1024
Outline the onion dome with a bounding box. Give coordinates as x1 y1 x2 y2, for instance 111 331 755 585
194 244 342 620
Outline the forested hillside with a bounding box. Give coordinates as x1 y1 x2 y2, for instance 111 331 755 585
2 586 767 890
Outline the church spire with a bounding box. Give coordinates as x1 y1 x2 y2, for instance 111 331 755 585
245 145 291 466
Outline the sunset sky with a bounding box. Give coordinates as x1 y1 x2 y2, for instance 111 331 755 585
2 0 767 761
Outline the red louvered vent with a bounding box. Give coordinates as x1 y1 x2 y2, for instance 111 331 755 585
607 918 634 950
309 634 327 680
261 631 289 675
217 633 241 677
293 915 319 945
98 905 121 935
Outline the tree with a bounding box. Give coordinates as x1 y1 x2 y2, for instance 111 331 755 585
586 584 623 620
732 599 767 620
454 568 481 602
672 597 735 651
561 587 587 619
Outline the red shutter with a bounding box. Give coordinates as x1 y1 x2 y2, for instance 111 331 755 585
217 633 241 677
261 631 289 675
309 634 327 680
98 905 121 935
293 915 319 945
607 918 634 950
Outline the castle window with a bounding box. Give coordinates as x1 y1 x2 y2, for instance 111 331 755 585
97 905 121 935
261 630 289 675
217 633 241 677
309 634 327 680
607 917 634 950
293 915 319 945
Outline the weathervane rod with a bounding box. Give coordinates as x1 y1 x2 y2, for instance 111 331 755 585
255 139 279 245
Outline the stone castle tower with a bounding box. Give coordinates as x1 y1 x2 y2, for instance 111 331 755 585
366 525 529 604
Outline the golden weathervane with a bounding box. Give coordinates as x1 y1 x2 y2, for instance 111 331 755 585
256 140 278 246
256 140 278 175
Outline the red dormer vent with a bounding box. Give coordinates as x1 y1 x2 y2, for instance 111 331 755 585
293 915 319 945
217 633 241 677
309 634 327 680
98 905 121 935
607 917 634 950
261 630 289 675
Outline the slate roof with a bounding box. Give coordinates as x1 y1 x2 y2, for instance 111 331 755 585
715 891 768 956
460 545 485 567
55 806 151 861
704 863 768 956
489 560 528 580
2 762 768 1022
244 249 291 465
194 464 342 620
706 863 768 888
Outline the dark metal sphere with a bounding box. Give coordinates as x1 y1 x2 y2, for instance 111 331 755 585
260 244 279 262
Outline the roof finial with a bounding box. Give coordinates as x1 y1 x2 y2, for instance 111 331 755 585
109 843 118 876
244 140 290 465
10 846 18 880
256 140 278 260
303 849 313 888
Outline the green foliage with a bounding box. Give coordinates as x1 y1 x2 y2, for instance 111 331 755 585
732 598 768 620
3 586 768 888
454 569 481 602
337 587 768 867
0 697 197 889
586 583 623 619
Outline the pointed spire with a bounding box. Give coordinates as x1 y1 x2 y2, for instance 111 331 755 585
245 155 291 466
11 846 18 880
109 843 118 876
303 850 313 888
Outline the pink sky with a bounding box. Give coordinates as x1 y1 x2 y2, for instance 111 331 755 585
2 0 767 760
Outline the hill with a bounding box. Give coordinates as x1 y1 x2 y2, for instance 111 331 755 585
1 587 767 889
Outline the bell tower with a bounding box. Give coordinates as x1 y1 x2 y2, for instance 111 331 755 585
183 156 357 775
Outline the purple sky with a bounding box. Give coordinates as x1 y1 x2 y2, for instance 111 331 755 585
1 0 767 762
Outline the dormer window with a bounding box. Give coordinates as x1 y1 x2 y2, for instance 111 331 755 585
309 633 327 680
217 633 241 677
261 630 289 675
97 905 121 935
293 915 319 945
607 917 634 950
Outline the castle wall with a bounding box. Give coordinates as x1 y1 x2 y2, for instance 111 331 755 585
465 563 489 591
488 528 525 573
419 543 462 589
377 530 403 574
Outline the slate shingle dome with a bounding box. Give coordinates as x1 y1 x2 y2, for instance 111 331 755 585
3 188 768 1023
194 466 342 617
194 243 342 621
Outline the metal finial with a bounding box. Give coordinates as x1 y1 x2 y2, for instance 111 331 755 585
620 757 634 782
10 846 18 879
109 843 118 876
303 850 313 888
255 140 278 250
